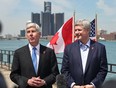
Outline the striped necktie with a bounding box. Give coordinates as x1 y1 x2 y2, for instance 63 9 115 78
32 47 37 74
81 44 88 51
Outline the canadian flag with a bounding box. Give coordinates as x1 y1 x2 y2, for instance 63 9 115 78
47 17 73 53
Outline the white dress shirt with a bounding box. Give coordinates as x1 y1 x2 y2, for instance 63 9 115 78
80 40 90 74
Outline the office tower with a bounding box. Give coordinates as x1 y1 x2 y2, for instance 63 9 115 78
31 1 64 37
54 13 64 34
51 14 54 35
41 12 51 36
44 1 51 13
41 12 64 36
41 1 52 36
20 30 25 37
31 13 41 26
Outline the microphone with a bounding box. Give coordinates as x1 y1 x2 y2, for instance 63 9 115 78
56 74 67 88
0 72 7 88
0 21 2 33
101 79 116 88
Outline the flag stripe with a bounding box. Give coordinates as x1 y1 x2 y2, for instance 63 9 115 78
62 17 73 46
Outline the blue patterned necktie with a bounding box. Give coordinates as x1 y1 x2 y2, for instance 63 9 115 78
32 47 37 74
81 44 88 51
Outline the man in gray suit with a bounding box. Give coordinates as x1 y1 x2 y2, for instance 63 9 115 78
10 22 59 88
61 19 108 88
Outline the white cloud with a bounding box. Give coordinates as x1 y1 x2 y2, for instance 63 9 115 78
97 0 116 16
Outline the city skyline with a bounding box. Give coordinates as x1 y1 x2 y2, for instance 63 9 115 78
0 0 116 36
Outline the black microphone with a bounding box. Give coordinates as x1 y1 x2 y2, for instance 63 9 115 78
56 74 67 88
0 21 2 33
101 79 116 88
0 72 7 88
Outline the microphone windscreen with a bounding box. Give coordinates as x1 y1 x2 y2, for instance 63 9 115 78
56 74 67 88
0 21 2 33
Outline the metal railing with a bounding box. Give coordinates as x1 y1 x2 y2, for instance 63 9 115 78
0 50 14 70
108 63 116 74
0 49 116 74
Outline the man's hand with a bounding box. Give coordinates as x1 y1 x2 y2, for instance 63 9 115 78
27 77 46 87
84 84 94 88
73 85 85 88
73 84 94 88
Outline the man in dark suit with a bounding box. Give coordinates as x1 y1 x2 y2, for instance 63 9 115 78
10 22 59 88
61 19 108 88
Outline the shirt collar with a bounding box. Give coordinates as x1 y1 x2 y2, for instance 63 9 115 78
28 43 40 52
79 39 90 47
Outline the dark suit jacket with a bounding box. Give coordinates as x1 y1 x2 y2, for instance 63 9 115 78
10 44 59 88
61 40 108 88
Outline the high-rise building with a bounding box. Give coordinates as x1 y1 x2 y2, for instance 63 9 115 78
20 30 25 37
51 14 54 35
41 12 52 36
54 13 64 34
44 1 51 13
31 13 41 26
41 1 52 36
30 1 64 37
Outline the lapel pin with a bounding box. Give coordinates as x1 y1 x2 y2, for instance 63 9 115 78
43 51 46 54
91 47 94 50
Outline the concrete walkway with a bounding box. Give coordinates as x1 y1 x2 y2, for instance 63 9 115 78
0 67 57 88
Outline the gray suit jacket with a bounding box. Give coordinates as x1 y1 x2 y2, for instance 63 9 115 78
61 40 108 88
10 44 59 88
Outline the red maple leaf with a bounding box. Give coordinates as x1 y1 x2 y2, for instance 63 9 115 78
50 32 59 45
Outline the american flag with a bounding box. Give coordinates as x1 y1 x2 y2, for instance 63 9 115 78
89 19 95 37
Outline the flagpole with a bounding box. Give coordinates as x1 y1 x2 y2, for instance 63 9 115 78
72 11 75 42
95 14 98 41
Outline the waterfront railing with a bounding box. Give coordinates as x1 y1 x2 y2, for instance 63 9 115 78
0 50 116 74
0 50 14 70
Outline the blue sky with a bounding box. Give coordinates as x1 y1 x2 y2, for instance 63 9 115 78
0 0 116 36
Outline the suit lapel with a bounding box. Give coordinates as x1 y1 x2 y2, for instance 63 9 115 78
85 40 96 74
38 44 46 75
74 41 83 73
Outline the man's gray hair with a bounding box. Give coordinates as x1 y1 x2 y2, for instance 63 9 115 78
26 22 40 32
75 19 91 31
